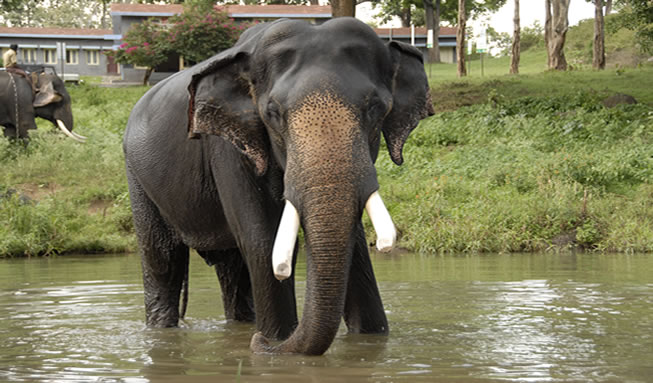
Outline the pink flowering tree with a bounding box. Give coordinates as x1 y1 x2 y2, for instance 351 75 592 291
167 3 251 64
106 19 171 85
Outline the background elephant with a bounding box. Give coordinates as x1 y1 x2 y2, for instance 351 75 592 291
0 70 84 142
123 17 434 355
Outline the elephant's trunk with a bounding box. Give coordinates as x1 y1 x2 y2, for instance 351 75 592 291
251 90 383 355
251 185 357 355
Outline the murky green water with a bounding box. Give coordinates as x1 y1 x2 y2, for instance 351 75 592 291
1 253 652 382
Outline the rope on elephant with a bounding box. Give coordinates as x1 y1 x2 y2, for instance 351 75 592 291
7 72 19 138
179 258 189 320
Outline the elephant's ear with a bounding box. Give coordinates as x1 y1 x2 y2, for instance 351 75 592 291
33 80 62 107
382 41 435 165
187 22 272 176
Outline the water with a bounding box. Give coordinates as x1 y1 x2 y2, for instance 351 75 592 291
1 253 652 382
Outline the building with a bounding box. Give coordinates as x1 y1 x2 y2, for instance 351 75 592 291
1 4 457 83
375 27 458 64
0 27 117 77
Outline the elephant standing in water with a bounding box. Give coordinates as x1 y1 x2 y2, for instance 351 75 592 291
123 17 434 355
0 70 85 141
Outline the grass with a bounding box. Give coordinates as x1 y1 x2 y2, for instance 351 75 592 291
426 49 653 112
0 84 148 256
1 48 652 256
372 88 653 253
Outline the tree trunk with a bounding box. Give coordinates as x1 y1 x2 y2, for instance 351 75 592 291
309 0 319 5
424 0 441 63
101 0 108 29
510 0 520 74
605 0 612 15
456 0 466 77
434 0 441 63
593 0 606 69
143 67 153 86
545 0 553 67
401 6 411 27
549 0 570 71
331 0 356 18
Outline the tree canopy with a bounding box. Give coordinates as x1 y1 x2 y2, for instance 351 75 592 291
608 0 653 54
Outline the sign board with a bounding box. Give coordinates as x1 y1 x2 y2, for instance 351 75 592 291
467 40 473 54
476 28 488 52
477 48 487 53
427 29 434 49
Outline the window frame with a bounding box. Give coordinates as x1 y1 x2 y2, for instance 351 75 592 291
66 49 79 65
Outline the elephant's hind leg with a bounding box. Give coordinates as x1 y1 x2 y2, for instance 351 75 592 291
127 167 189 328
198 249 255 322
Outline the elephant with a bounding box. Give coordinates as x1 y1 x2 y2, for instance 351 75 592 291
123 17 434 356
0 70 85 142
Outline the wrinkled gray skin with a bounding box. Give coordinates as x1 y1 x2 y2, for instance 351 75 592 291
0 72 74 140
123 18 434 356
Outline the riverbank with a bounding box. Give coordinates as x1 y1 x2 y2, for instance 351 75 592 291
1 61 652 256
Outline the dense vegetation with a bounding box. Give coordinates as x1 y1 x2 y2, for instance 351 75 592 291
1 46 652 256
378 78 653 253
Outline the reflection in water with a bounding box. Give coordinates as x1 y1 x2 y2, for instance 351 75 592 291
0 253 652 382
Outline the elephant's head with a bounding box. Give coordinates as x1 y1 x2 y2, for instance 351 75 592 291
33 73 85 142
187 18 433 355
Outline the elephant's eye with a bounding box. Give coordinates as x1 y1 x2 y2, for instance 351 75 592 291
366 98 388 124
266 102 283 126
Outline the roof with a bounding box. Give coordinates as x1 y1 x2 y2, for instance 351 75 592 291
375 26 457 37
0 26 112 37
0 27 115 40
110 3 332 18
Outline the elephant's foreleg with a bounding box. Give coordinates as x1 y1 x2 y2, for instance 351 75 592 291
200 249 256 322
344 222 388 334
127 167 189 327
210 150 298 340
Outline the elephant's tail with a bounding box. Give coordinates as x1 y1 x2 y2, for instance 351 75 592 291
180 256 189 319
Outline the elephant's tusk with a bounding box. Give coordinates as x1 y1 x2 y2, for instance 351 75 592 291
70 131 87 140
365 191 397 253
57 120 85 142
272 200 300 281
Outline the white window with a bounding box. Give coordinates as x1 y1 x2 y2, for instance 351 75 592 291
86 50 100 65
21 48 36 63
66 49 78 65
44 49 57 64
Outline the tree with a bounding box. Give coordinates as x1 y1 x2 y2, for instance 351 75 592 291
593 0 606 69
457 0 466 77
424 0 441 62
331 0 356 18
1 0 43 27
106 19 170 85
373 0 417 27
487 26 512 55
167 3 247 64
546 0 571 70
1 0 114 28
510 0 520 74
545 0 553 66
521 21 545 51
608 0 653 55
